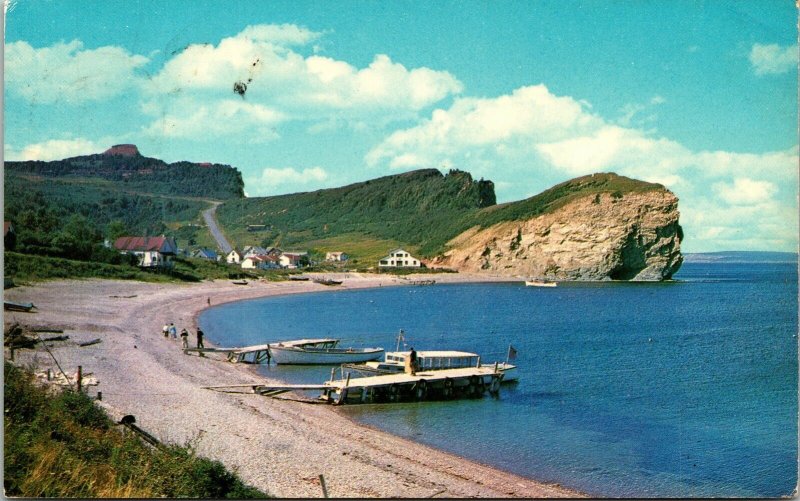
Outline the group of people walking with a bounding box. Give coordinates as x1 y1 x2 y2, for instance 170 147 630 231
162 322 204 352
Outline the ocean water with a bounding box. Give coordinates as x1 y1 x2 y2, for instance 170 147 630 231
199 261 798 497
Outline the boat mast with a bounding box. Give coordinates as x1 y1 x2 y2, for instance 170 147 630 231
395 329 405 352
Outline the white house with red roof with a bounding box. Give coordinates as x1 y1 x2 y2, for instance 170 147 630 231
113 236 178 268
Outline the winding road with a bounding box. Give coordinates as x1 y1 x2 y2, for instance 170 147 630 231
202 202 233 254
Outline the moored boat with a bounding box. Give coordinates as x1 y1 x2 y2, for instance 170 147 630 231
269 338 384 365
525 279 556 287
4 301 36 312
343 349 518 382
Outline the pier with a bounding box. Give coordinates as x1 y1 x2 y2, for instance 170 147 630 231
206 364 506 405
184 343 272 363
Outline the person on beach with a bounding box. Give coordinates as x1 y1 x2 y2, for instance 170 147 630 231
196 328 205 356
162 323 169 338
180 328 189 349
169 323 177 339
207 297 210 306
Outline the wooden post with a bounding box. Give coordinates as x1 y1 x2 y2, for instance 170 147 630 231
97 391 102 401
9 347 14 361
330 367 335 382
47 368 52 381
319 474 328 498
494 361 498 374
345 373 351 388
77 366 82 392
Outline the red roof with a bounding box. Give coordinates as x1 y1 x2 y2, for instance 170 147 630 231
114 236 177 254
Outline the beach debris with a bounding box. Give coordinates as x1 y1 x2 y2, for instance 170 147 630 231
118 415 163 449
78 338 102 347
36 369 98 388
4 300 36 312
109 294 138 299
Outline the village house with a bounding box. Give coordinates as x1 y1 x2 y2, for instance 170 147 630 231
191 248 219 261
226 249 242 264
113 236 178 268
242 245 269 259
279 251 308 269
378 248 421 268
325 251 348 262
241 254 280 270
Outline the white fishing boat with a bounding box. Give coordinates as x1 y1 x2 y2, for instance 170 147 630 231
268 338 384 365
525 279 557 287
343 333 518 383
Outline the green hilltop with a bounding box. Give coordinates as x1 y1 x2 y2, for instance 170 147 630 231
217 170 665 263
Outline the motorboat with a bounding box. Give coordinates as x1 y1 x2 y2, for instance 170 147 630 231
268 338 384 365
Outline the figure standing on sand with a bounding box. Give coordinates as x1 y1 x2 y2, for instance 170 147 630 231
162 323 169 338
196 328 205 357
169 323 177 339
180 328 189 349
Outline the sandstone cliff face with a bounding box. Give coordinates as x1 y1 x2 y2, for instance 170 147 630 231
431 189 683 281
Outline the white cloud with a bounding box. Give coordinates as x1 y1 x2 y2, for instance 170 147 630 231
713 178 778 205
144 24 462 118
749 43 798 75
4 40 149 104
4 138 102 161
248 166 329 192
142 98 285 141
366 83 799 251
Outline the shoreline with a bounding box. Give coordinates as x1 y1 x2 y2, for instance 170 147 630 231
4 273 584 498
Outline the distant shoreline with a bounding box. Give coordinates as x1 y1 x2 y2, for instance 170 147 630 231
4 274 581 498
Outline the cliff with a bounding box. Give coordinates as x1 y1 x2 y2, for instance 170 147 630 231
431 175 683 281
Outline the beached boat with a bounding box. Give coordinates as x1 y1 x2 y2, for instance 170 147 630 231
4 300 36 312
525 279 556 287
313 278 342 286
231 280 249 285
269 338 384 365
343 349 518 382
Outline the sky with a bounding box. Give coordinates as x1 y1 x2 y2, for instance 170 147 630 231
3 0 798 253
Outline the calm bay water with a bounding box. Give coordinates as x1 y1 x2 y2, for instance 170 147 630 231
199 261 798 497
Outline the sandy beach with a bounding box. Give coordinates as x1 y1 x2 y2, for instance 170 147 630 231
4 273 583 498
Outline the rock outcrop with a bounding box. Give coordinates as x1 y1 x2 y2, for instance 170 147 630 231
431 187 683 281
103 144 140 156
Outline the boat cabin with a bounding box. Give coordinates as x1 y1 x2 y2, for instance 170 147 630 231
381 350 480 370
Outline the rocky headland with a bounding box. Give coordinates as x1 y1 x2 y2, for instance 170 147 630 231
432 175 683 281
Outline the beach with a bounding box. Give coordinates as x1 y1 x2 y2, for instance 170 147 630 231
4 273 583 498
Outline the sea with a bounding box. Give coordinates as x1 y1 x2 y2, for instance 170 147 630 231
199 254 798 498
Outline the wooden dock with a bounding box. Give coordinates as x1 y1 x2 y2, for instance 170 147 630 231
203 365 505 405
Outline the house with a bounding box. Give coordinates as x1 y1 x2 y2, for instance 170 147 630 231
113 236 178 268
226 249 242 264
378 248 421 268
192 248 219 261
242 245 269 259
241 255 280 270
325 251 348 262
279 251 308 269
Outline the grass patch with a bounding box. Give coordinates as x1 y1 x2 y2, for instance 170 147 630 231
4 362 268 498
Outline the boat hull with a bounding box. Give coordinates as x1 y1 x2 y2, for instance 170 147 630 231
270 346 384 365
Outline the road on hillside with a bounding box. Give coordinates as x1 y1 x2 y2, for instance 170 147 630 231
202 203 233 254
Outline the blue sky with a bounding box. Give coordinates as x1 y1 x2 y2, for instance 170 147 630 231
4 0 798 252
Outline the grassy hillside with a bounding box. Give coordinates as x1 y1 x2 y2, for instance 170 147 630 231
4 147 244 261
217 171 664 263
4 362 267 498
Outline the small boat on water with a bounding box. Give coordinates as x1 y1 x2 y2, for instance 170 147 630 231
4 301 36 312
269 338 384 365
525 279 557 287
343 349 518 382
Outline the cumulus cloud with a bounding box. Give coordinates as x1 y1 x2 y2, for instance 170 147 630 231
749 43 798 75
713 178 778 205
4 40 149 104
247 166 329 194
143 24 462 118
142 98 285 141
366 83 798 251
4 138 102 161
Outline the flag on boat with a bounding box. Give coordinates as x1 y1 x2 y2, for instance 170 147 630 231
507 345 518 361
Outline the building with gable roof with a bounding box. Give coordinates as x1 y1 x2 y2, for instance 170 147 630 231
113 236 178 268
